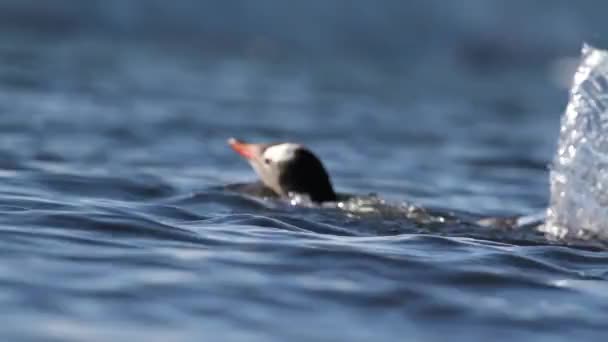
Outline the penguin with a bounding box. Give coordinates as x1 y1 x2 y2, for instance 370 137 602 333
227 137 536 230
228 138 337 203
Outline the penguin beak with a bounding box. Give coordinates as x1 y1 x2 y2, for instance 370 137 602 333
228 138 260 160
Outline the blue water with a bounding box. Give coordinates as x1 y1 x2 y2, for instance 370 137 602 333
1 1 608 341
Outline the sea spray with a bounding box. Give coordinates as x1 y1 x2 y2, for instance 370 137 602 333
543 44 608 239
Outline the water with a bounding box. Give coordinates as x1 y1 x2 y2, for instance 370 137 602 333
1 1 608 341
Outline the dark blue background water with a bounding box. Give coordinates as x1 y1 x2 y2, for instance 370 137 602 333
1 1 607 341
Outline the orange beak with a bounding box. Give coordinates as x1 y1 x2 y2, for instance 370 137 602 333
228 138 258 160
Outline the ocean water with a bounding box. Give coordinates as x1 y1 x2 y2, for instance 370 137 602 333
0 1 608 341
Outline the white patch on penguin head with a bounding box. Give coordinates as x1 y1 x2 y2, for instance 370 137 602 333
262 143 302 163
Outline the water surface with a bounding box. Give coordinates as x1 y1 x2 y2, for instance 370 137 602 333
0 2 608 341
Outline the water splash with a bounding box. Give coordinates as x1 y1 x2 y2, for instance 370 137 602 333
543 44 608 240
